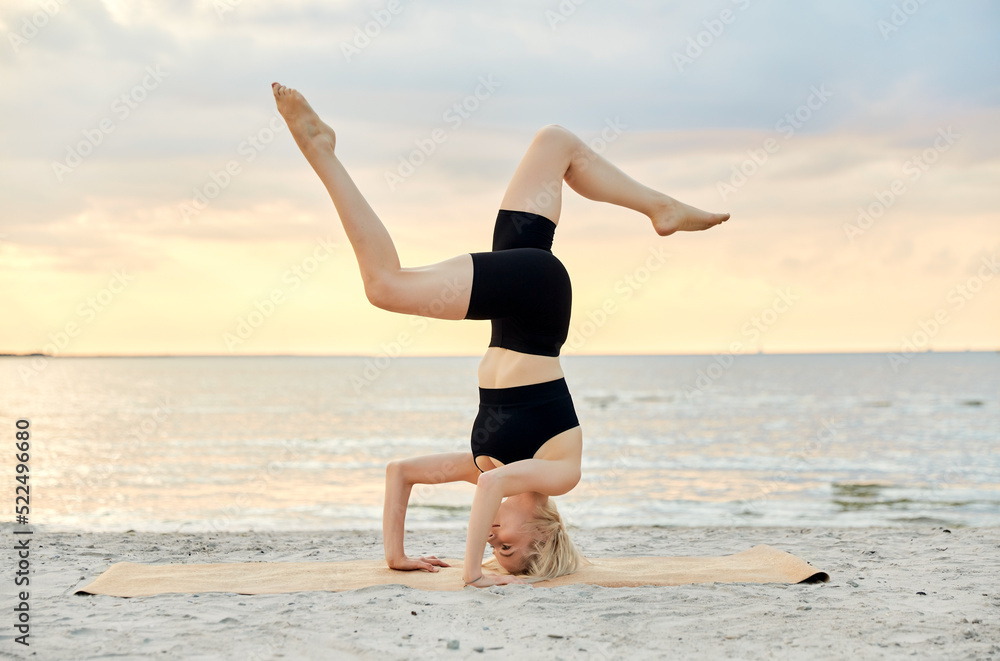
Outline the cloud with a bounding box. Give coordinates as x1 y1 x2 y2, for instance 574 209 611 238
1 0 998 352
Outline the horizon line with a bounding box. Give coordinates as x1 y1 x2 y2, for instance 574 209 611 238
2 349 998 359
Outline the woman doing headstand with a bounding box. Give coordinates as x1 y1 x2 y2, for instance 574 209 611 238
271 83 728 587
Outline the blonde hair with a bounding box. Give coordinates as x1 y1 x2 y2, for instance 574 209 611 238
485 498 587 581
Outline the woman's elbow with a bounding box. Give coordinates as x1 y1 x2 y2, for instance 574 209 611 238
474 468 504 494
386 459 407 482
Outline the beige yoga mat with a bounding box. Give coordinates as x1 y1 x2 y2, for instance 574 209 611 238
75 545 828 598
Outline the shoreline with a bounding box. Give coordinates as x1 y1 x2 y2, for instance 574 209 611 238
8 525 998 659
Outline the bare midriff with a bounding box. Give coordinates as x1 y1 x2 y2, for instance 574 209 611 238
477 347 564 389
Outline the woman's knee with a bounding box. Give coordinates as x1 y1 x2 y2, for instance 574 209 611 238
533 124 577 147
532 124 584 166
363 272 401 311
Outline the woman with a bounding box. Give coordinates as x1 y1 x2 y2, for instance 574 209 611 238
271 83 728 588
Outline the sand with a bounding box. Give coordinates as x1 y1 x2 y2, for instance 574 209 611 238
3 524 998 660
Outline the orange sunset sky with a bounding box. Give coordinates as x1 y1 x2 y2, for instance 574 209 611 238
1 1 998 357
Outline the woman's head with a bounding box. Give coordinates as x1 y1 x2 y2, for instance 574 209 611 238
486 492 583 580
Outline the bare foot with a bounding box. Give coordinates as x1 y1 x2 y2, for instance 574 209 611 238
651 196 729 236
272 82 336 155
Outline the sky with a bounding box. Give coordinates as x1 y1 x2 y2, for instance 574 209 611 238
1 0 998 357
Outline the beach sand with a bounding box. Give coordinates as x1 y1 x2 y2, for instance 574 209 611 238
4 525 998 660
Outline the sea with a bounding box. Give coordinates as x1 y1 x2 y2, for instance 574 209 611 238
1 353 997 533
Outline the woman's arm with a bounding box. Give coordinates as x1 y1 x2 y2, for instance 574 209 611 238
462 468 506 584
383 452 479 570
462 457 580 586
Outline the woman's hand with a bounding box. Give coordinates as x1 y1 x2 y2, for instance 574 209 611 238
387 555 451 572
464 573 528 588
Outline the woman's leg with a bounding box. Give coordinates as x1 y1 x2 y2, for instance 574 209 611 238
273 83 472 320
499 124 729 235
